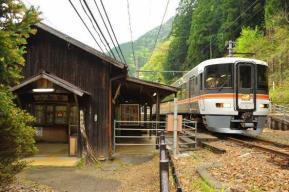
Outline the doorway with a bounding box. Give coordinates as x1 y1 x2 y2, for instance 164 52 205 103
25 96 79 156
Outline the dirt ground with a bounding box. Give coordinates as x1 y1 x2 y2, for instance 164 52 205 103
258 128 289 145
173 138 289 192
3 153 160 192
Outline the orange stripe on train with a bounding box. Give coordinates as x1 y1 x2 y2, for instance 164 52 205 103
176 94 269 105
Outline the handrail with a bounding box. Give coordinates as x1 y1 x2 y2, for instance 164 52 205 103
159 131 169 192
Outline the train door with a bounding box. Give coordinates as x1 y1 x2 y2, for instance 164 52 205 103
235 62 256 111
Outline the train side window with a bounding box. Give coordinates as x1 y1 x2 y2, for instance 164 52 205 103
199 73 203 90
189 78 193 97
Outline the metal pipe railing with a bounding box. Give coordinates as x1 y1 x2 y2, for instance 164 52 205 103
159 131 169 192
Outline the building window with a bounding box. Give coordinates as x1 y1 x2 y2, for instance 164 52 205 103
35 105 45 125
32 104 69 126
55 106 68 125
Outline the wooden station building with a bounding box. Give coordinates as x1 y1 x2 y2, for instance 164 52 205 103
11 23 176 158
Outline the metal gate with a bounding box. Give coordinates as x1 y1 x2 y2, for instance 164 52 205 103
113 120 166 153
113 119 198 154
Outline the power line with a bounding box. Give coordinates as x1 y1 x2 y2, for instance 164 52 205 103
147 0 170 63
82 0 117 60
93 0 124 63
78 0 111 55
68 0 105 53
99 0 127 64
126 0 136 68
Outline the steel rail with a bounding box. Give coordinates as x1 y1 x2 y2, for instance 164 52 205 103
228 137 289 159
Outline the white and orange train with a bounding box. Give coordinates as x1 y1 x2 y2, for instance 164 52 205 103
160 57 270 136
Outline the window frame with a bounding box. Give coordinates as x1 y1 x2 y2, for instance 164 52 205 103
257 64 268 90
32 104 69 126
204 63 234 90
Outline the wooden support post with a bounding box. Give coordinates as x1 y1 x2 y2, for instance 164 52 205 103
149 105 153 137
144 103 147 128
156 91 160 122
108 79 112 158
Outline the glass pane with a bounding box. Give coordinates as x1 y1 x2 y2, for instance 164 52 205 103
239 65 252 88
205 64 233 88
46 105 54 124
257 65 268 90
35 105 45 124
55 105 67 124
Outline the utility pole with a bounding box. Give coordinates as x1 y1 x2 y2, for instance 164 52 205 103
173 97 178 157
135 57 139 78
227 40 235 57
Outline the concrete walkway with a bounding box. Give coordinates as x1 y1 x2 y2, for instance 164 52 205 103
20 153 159 192
23 156 80 167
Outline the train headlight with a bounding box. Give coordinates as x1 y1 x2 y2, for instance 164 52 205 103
241 94 251 101
216 103 231 108
260 104 269 108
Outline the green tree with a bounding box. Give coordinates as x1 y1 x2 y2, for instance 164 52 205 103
164 0 195 82
141 39 172 83
0 0 39 186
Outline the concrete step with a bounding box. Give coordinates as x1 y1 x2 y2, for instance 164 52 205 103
182 130 219 142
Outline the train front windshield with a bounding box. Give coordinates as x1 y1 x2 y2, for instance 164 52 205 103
204 63 268 91
205 64 233 89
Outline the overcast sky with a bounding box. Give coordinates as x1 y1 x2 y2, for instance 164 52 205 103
23 0 180 51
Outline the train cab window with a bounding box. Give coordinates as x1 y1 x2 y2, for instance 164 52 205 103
257 65 268 90
205 64 233 89
239 65 252 88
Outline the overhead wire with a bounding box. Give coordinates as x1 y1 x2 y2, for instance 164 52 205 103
126 0 137 68
77 0 111 55
82 0 117 60
68 0 105 53
197 0 260 60
147 0 170 64
99 0 127 64
93 0 124 63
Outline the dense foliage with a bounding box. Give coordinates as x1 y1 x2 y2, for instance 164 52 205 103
141 39 172 82
236 0 289 104
0 0 38 185
111 17 174 75
142 0 266 84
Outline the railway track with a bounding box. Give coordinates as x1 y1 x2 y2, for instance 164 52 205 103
227 136 289 166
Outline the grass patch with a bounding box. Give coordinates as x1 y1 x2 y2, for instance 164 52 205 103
270 87 289 104
191 179 224 192
76 158 85 169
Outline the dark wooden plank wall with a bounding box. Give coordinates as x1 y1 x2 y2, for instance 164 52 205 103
23 28 113 156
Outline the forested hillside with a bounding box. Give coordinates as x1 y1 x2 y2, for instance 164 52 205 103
141 0 289 103
111 17 174 75
235 0 289 103
142 0 266 83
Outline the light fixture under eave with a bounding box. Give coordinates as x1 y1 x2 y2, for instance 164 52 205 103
32 88 55 93
153 92 157 96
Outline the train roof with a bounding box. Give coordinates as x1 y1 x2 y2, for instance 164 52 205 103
172 57 268 87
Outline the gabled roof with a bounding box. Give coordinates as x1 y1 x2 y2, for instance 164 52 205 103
35 22 126 69
10 71 90 96
126 77 177 93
